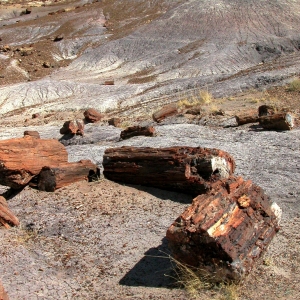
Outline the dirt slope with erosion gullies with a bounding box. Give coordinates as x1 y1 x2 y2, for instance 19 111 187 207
0 0 300 299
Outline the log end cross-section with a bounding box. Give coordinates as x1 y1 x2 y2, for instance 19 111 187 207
166 176 281 282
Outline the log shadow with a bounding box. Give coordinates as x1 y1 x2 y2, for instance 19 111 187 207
1 187 24 200
249 124 264 131
119 237 178 288
125 184 193 204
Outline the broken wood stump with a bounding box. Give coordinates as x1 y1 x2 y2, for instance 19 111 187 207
37 160 99 192
120 126 156 140
0 196 19 228
259 112 294 130
166 176 281 282
0 136 68 189
103 146 235 195
152 103 178 122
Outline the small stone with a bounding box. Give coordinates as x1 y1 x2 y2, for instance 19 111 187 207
84 108 103 123
42 61 51 68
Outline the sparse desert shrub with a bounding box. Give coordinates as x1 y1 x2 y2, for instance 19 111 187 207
177 89 213 108
286 78 300 92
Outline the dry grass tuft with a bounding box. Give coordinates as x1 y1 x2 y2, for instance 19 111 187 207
286 77 300 92
177 89 213 109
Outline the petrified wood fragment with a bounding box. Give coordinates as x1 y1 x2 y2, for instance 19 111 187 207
60 119 84 135
259 112 294 130
120 126 156 140
0 136 68 189
84 108 104 123
152 103 178 122
235 113 259 126
103 146 235 195
108 117 121 127
24 130 40 139
0 196 19 228
166 176 281 282
37 160 99 192
258 105 275 117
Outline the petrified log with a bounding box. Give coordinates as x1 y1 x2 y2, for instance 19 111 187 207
0 196 19 228
235 113 259 126
103 146 235 195
120 126 156 140
37 160 99 192
259 112 294 130
166 176 281 282
0 136 68 189
0 281 9 300
152 103 178 122
24 130 40 139
60 119 84 135
84 108 104 123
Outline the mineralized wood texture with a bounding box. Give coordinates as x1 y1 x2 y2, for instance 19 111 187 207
37 160 99 192
166 176 281 282
0 196 19 228
259 112 294 130
235 114 259 126
103 146 235 195
120 126 156 140
152 104 178 123
0 136 68 189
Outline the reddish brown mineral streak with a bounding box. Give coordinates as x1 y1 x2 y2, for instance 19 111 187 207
37 160 98 192
103 146 235 195
166 176 280 282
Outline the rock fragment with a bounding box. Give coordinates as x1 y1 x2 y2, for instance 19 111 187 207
24 130 40 139
152 104 178 122
60 120 84 135
84 108 103 123
108 117 120 127
120 126 156 140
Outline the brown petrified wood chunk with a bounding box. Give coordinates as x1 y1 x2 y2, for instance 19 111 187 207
258 105 276 117
24 130 40 139
152 103 178 122
84 108 104 123
0 136 68 189
0 196 19 229
166 176 281 282
103 146 235 195
0 281 9 300
108 117 121 127
60 119 84 135
120 126 156 140
259 112 294 130
37 160 99 192
235 110 259 126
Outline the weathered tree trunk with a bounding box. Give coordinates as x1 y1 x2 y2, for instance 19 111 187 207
0 196 19 228
120 126 156 140
235 113 259 126
37 160 99 192
152 103 178 122
166 176 281 282
259 112 294 130
103 146 235 195
0 136 68 189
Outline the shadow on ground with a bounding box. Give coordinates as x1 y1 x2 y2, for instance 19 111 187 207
119 237 179 289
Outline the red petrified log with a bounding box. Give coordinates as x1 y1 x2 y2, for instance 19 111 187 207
166 176 281 282
259 112 294 130
0 196 19 228
37 160 99 192
0 136 68 189
152 103 178 122
60 119 84 135
84 108 104 123
235 112 259 126
120 126 156 140
0 281 9 300
103 146 235 195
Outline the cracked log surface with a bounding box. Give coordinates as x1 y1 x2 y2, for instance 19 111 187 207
166 176 281 282
37 160 99 192
0 136 68 189
103 146 235 195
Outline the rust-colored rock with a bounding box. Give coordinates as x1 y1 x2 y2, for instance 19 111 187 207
84 108 103 123
0 136 68 189
24 130 40 139
108 117 121 127
0 196 19 229
152 103 178 122
235 111 259 126
60 119 84 135
120 126 156 140
166 176 281 282
0 281 9 300
103 146 235 195
37 160 99 192
259 112 294 130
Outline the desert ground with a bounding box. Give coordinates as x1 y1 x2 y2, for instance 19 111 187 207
0 0 300 299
